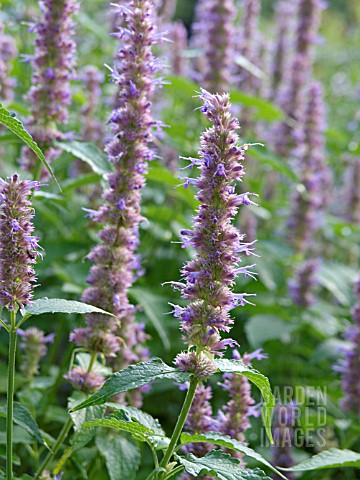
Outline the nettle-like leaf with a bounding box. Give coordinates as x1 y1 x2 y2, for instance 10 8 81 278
0 103 59 189
25 298 115 317
0 402 49 449
96 429 141 480
281 448 360 471
106 403 165 436
215 359 275 444
84 412 153 442
180 432 286 479
70 358 191 412
84 410 170 451
55 140 112 176
177 450 272 480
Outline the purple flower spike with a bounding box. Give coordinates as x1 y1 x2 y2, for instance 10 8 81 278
217 349 265 459
236 0 261 95
18 327 53 380
170 21 187 77
70 0 160 407
203 0 236 93
0 174 41 311
81 66 105 145
339 278 360 415
173 90 257 370
271 403 296 478
22 0 79 174
0 23 17 102
272 0 325 157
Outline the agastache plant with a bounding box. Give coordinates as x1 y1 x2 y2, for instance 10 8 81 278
236 0 261 95
273 0 325 157
68 0 160 406
0 22 17 102
0 174 41 480
80 66 105 146
173 89 257 372
287 82 331 307
22 0 78 174
203 0 235 93
18 327 54 381
338 278 360 415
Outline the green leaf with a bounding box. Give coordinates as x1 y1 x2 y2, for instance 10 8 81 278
0 103 60 189
318 262 358 306
55 140 112 176
106 403 165 436
96 430 141 480
84 412 153 442
0 402 49 448
25 298 115 317
131 287 171 350
245 315 297 347
248 148 297 180
177 450 272 480
215 359 275 444
281 448 360 471
180 432 286 479
229 91 284 122
70 358 190 412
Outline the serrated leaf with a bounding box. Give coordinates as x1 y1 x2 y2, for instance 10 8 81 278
70 358 190 411
96 430 141 480
178 450 272 480
106 403 165 436
84 415 152 442
25 298 115 317
0 402 49 448
55 140 112 176
215 359 275 444
281 448 360 471
180 432 286 479
0 103 59 189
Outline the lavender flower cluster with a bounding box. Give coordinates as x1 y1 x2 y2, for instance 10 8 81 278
68 0 161 404
173 90 257 375
288 82 331 307
18 327 54 380
0 174 41 311
0 23 17 102
22 0 79 172
338 278 360 415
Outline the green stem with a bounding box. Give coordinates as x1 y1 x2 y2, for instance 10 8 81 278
157 376 199 477
6 310 17 480
34 352 97 478
34 417 73 480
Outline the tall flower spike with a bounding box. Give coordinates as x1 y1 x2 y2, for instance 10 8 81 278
173 90 257 374
169 21 187 77
81 66 105 146
272 0 325 156
287 82 331 307
0 174 41 311
22 0 78 174
338 278 360 415
269 0 296 101
236 0 261 95
343 157 360 224
70 0 160 405
271 403 296 479
18 327 54 380
203 0 235 93
217 349 266 461
0 23 17 102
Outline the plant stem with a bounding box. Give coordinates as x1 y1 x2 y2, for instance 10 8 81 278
34 351 97 478
6 310 17 480
157 376 199 477
34 417 73 479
